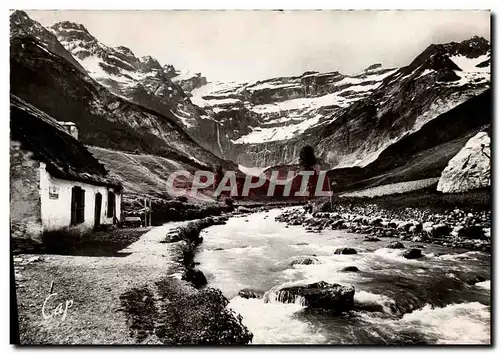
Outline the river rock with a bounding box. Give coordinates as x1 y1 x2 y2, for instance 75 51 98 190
402 248 423 259
423 222 434 234
237 206 252 213
334 247 357 255
331 219 345 229
289 256 321 266
388 221 398 228
270 281 355 312
460 225 486 240
238 288 265 299
182 269 208 288
412 222 423 233
383 230 396 238
353 216 365 224
369 217 383 226
466 275 486 285
340 266 359 272
387 241 405 249
432 224 452 238
396 222 413 232
364 236 381 242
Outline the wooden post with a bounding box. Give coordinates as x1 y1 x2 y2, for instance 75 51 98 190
143 197 152 227
149 198 152 226
143 197 147 227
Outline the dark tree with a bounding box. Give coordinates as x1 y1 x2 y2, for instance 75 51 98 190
299 145 317 170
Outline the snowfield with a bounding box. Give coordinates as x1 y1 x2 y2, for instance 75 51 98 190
232 114 325 144
449 53 490 73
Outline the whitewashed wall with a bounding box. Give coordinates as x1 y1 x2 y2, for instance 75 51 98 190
39 162 122 232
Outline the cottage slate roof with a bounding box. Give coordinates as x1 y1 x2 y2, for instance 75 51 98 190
10 94 122 190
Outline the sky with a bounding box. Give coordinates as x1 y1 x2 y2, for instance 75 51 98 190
26 10 490 82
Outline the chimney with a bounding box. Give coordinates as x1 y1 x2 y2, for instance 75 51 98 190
58 121 79 140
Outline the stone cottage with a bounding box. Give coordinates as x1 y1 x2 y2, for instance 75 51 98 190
10 95 123 249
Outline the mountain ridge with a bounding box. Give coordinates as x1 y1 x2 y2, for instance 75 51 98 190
10 12 238 187
10 10 491 194
183 36 490 168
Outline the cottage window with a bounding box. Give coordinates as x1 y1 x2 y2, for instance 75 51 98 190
107 191 116 218
71 186 85 225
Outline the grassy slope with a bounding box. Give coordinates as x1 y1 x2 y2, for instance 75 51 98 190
87 146 214 202
343 133 475 192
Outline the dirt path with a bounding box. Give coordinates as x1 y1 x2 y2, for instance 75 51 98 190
14 222 190 344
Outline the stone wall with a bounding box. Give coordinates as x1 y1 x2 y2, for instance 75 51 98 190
10 140 43 248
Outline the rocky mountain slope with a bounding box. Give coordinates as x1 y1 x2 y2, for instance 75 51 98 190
37 10 491 177
326 89 491 193
10 11 235 194
10 10 491 199
10 10 86 74
48 20 209 132
185 37 490 169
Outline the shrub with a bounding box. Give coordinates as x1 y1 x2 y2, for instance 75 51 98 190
154 279 253 344
41 227 88 254
120 279 253 344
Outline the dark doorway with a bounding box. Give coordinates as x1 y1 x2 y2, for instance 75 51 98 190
71 186 85 225
107 191 116 218
94 192 102 229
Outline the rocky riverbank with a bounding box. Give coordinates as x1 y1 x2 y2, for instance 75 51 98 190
276 202 491 252
158 215 254 344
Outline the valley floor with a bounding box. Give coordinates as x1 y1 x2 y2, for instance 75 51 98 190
12 183 491 344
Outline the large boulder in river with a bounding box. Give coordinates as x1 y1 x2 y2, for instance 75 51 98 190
402 248 423 259
387 241 405 249
437 132 491 193
289 256 321 266
432 224 452 238
268 281 355 312
334 247 357 255
456 225 486 240
341 266 359 272
238 288 265 299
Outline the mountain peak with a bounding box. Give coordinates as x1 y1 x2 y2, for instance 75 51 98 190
139 55 162 72
404 35 490 74
10 10 31 24
364 63 384 73
115 46 134 55
10 10 44 33
10 11 87 73
51 21 96 43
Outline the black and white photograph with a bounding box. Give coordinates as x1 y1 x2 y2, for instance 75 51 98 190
9 8 491 345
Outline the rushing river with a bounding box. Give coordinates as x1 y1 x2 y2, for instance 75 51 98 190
196 208 491 345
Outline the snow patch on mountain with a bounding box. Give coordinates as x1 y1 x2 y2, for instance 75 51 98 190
449 53 490 72
233 114 324 144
